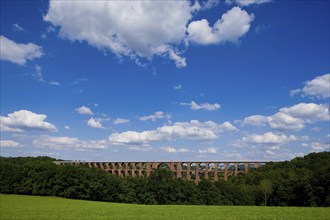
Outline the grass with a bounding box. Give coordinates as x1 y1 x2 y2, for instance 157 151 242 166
1 194 329 220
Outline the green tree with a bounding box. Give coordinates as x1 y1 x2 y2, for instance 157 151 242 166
260 179 273 206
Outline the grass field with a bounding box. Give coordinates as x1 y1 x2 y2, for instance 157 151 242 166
1 194 329 220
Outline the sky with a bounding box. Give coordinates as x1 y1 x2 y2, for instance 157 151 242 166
0 0 329 162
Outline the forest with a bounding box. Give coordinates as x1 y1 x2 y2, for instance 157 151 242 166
0 152 329 206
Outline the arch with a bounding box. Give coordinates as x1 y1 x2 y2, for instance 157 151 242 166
142 171 147 177
181 163 188 170
142 163 147 170
218 163 225 171
238 163 245 171
134 170 140 177
208 172 215 180
199 172 205 180
128 170 133 176
114 163 120 169
190 171 196 180
158 162 170 170
121 162 126 169
208 163 215 170
248 163 256 170
173 162 178 170
199 163 206 170
108 170 113 174
121 170 125 177
128 163 133 169
135 163 140 170
217 172 224 180
190 163 197 170
228 163 235 171
181 171 187 178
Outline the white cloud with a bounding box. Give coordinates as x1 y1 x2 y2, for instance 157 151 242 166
87 118 104 129
0 140 21 148
12 23 24 32
180 101 221 111
0 110 57 132
44 2 254 67
279 103 329 122
0 35 43 65
33 136 108 150
178 148 190 153
291 74 330 99
76 106 94 115
160 146 190 153
32 65 45 82
174 84 182 90
302 74 330 99
243 102 329 130
268 112 305 130
309 142 329 152
187 7 254 45
243 132 297 145
128 146 152 152
109 120 237 145
139 111 171 122
226 0 271 6
201 0 220 9
161 146 177 153
64 125 70 130
113 118 130 125
44 1 197 68
50 81 60 86
198 146 217 154
243 115 268 126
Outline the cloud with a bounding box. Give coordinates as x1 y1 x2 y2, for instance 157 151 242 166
128 146 152 152
44 1 198 68
0 35 43 65
87 118 104 129
198 146 217 154
113 118 130 125
243 115 268 126
139 111 171 122
161 146 190 153
187 7 254 45
50 81 60 86
161 146 177 153
291 74 330 99
76 106 94 115
243 102 329 130
0 140 21 148
0 110 57 132
33 136 107 150
109 120 237 145
64 125 70 130
180 101 221 111
226 0 271 6
242 132 297 145
279 103 329 122
12 23 24 32
32 65 45 82
268 112 305 130
173 84 182 90
44 2 254 67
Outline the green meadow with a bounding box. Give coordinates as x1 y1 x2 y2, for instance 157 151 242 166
1 194 329 220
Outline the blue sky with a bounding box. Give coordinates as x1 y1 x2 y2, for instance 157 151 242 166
1 0 329 162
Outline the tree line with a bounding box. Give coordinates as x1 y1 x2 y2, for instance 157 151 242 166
0 152 329 206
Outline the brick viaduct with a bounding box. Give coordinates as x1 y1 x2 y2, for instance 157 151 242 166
54 161 267 182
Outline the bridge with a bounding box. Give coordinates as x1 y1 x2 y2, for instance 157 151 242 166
54 161 268 182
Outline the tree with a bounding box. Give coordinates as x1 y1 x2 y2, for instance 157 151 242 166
260 179 273 206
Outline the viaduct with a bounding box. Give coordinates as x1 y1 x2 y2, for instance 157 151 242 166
54 161 267 182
